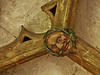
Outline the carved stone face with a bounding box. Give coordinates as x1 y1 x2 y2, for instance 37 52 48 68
46 31 73 54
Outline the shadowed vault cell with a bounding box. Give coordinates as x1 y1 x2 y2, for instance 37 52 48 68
23 36 32 42
50 5 57 16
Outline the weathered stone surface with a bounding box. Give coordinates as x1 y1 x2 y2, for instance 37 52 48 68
0 27 15 47
0 0 96 75
0 0 51 47
1 54 93 75
74 0 100 51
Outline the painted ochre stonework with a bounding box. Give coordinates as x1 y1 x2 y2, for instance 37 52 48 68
0 0 78 71
44 28 76 57
0 0 100 75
